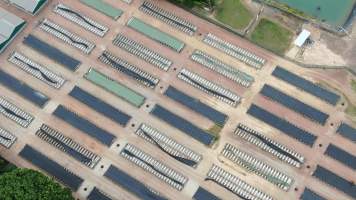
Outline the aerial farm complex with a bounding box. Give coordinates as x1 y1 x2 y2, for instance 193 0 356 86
0 0 355 200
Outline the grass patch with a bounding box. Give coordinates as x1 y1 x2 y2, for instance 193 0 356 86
207 123 223 139
351 80 356 92
346 80 356 118
214 0 253 30
250 18 293 55
346 103 356 117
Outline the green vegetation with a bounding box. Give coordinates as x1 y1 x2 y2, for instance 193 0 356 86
260 0 312 20
346 80 356 118
0 158 16 175
0 168 74 200
170 0 252 30
351 80 356 92
215 0 253 30
346 103 356 117
250 18 293 55
169 0 215 9
207 123 223 138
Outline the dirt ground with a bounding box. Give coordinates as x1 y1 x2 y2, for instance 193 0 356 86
0 0 355 200
242 0 356 70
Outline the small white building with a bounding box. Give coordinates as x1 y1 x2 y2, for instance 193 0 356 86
294 29 311 47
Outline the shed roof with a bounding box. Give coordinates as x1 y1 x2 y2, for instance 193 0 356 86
8 0 47 14
80 0 123 20
0 7 24 44
127 17 185 52
294 29 311 47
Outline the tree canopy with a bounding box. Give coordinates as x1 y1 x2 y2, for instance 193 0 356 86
170 0 216 9
0 168 74 200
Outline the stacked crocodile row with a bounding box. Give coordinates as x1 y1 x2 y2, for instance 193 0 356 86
221 143 294 191
53 4 109 37
178 68 241 107
120 144 188 191
99 50 160 88
234 123 305 168
191 50 254 88
206 164 273 200
139 1 197 35
8 52 66 89
113 34 172 71
135 124 202 168
39 19 95 54
0 97 34 128
203 33 266 69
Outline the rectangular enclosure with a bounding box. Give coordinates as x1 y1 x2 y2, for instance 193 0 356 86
69 86 131 126
80 0 123 20
53 4 109 37
87 187 112 200
337 123 356 142
84 68 145 107
0 69 49 107
139 1 197 35
8 52 66 89
23 35 80 71
324 144 356 170
36 124 101 169
19 145 84 191
0 127 17 148
272 66 340 105
247 104 317 147
135 123 202 168
52 105 116 146
300 188 326 200
112 34 172 71
164 86 227 125
150 104 216 145
260 84 329 124
0 96 34 128
193 187 220 200
127 17 185 52
104 165 166 200
39 19 95 54
312 165 356 198
99 51 159 88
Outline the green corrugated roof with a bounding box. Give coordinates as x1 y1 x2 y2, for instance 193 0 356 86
33 0 47 14
80 0 123 20
127 17 185 52
84 68 145 107
0 8 26 53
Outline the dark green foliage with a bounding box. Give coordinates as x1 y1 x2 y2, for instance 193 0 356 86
0 157 16 175
0 168 74 200
170 0 215 9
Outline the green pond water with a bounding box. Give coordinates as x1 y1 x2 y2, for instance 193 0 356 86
275 0 356 26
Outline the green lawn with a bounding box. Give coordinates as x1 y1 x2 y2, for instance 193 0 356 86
351 80 356 92
214 0 253 30
250 18 293 55
346 103 356 117
346 80 356 118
